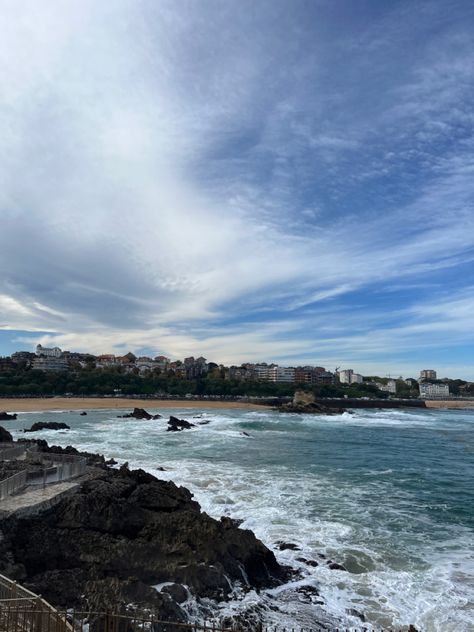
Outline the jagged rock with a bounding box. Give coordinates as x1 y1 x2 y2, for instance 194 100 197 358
0 458 285 621
276 541 301 551
0 412 17 421
347 608 366 622
161 583 188 604
0 426 13 442
24 422 70 433
327 561 347 571
118 407 154 420
167 416 195 432
240 431 251 437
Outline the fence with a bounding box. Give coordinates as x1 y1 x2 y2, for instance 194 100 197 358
0 446 28 461
0 471 27 500
27 454 87 484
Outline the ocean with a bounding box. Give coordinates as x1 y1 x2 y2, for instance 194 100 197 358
4 406 474 631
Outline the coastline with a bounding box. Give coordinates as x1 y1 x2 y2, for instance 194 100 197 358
0 397 270 413
424 399 474 409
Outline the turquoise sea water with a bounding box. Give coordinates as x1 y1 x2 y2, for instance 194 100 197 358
3 406 474 631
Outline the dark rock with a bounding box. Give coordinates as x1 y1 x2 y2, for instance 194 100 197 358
276 391 345 415
167 416 195 432
161 583 188 604
240 431 251 437
276 541 301 551
24 422 70 433
118 408 156 420
197 420 211 425
156 466 166 471
296 557 319 567
80 412 87 416
0 412 17 421
0 427 13 442
105 458 118 466
220 517 244 529
0 458 285 620
152 414 162 419
327 562 347 571
347 608 366 622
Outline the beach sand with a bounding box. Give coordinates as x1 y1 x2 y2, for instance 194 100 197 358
0 397 269 413
424 399 474 409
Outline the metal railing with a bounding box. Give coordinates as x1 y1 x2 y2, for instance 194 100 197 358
0 471 27 500
0 446 27 461
27 454 87 484
0 573 73 632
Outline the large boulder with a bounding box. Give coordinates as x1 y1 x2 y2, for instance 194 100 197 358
277 390 345 415
0 412 17 421
24 422 70 433
118 408 161 420
167 416 195 432
0 427 13 442
0 461 285 620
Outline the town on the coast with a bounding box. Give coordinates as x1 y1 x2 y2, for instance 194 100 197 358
0 344 471 400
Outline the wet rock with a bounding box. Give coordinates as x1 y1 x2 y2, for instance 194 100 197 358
0 412 17 421
327 561 347 571
80 412 87 416
0 426 13 442
167 416 195 432
296 557 319 567
105 458 118 466
0 457 285 620
240 431 251 437
118 407 155 420
220 517 244 529
197 420 211 425
276 541 301 551
161 583 188 604
296 584 320 603
156 466 166 471
347 608 366 622
276 391 345 415
24 422 70 433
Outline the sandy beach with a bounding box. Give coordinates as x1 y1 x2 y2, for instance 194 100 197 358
424 399 474 409
0 397 270 413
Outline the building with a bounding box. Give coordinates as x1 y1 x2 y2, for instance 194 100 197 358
419 369 437 381
351 373 364 384
96 354 117 368
312 370 335 385
276 367 295 382
377 379 397 394
337 369 353 384
294 367 313 384
36 344 62 358
249 363 278 381
31 356 68 372
419 383 449 398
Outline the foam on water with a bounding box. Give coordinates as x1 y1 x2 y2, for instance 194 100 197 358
6 406 474 631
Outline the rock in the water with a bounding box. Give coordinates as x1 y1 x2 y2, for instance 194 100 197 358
118 407 154 420
0 412 17 421
327 561 347 571
0 426 13 442
167 416 195 432
0 461 285 621
24 422 70 433
276 541 301 551
296 557 319 567
79 412 87 416
161 583 188 604
277 390 345 415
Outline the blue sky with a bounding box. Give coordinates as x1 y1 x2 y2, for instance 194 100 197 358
0 0 474 378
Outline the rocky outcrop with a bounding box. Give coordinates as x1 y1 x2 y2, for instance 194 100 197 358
277 391 345 415
24 422 70 432
167 416 195 432
0 459 285 620
0 426 13 442
0 412 17 421
118 408 162 420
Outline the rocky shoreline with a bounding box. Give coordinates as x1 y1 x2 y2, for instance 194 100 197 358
0 441 290 625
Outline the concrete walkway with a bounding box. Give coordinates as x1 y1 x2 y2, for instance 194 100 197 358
0 475 88 518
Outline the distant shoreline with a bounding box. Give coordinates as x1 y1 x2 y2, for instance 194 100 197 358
0 397 271 413
424 399 474 409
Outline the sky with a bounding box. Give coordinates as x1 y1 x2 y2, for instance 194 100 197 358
0 0 474 378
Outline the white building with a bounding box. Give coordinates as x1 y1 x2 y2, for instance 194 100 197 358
338 369 353 384
276 367 295 383
419 383 449 398
252 363 278 381
36 344 62 358
351 373 364 384
32 356 68 372
377 379 397 394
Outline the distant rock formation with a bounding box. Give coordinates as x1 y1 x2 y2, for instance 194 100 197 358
0 412 17 421
167 415 195 432
277 391 345 415
118 408 162 420
24 422 71 432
